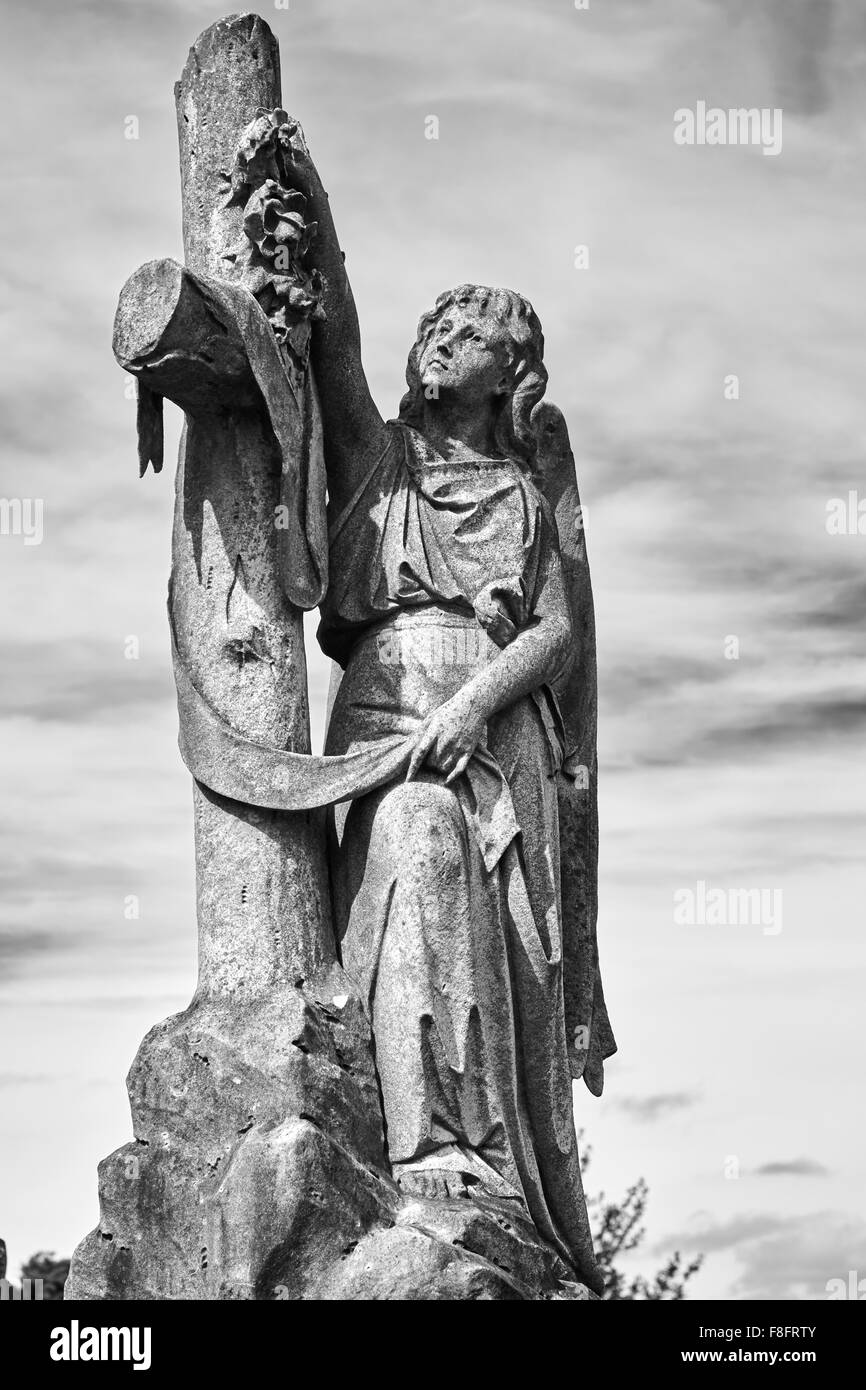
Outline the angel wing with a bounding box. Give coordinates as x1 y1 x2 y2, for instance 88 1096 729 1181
531 401 617 1096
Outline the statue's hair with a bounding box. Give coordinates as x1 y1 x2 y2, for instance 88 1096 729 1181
397 284 547 464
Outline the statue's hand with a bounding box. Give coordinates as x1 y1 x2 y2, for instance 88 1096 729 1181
406 690 487 785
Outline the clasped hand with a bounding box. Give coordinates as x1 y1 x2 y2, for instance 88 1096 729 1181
406 691 488 784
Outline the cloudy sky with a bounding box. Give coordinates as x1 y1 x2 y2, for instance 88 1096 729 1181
1 0 864 1300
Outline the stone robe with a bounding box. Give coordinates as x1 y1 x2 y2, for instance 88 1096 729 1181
319 422 597 1280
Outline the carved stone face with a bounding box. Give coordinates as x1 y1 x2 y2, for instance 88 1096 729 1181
419 305 513 403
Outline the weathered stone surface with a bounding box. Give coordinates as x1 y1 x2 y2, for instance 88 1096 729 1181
313 1192 598 1301
531 400 616 1098
67 966 594 1300
316 1228 528 1302
70 12 612 1303
67 973 386 1300
70 16 342 1300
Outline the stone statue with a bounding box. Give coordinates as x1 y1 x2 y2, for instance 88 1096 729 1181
68 12 614 1302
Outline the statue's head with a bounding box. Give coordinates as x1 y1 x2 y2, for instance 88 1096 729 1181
398 285 547 464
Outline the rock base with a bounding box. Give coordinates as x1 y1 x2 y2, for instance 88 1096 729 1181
68 971 594 1301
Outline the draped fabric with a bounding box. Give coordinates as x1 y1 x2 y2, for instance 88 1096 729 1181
320 424 600 1286
196 273 331 610
324 609 598 1285
173 418 606 1288
317 423 550 667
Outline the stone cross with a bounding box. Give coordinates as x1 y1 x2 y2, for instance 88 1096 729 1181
66 14 389 1302
115 15 332 997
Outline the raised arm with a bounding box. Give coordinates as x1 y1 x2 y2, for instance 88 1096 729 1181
284 123 389 516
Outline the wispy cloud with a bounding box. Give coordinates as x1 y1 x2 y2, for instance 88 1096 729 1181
754 1159 830 1178
734 1212 866 1300
616 1092 700 1124
658 1213 787 1256
656 1207 866 1299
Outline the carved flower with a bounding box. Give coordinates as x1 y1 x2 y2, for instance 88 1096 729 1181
230 107 298 198
256 268 325 343
242 181 313 263
224 109 325 367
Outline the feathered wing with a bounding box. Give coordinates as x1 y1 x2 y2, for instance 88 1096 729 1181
531 402 617 1096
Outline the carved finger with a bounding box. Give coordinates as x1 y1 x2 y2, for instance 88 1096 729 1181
406 728 434 781
427 733 454 772
444 750 472 785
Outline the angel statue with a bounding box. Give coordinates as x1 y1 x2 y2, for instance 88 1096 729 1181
70 14 615 1303
264 119 620 1286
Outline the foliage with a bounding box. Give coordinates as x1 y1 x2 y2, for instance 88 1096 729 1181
1 1249 70 1301
582 1142 704 1299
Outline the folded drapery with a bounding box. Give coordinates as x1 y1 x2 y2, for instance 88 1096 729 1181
172 632 521 873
